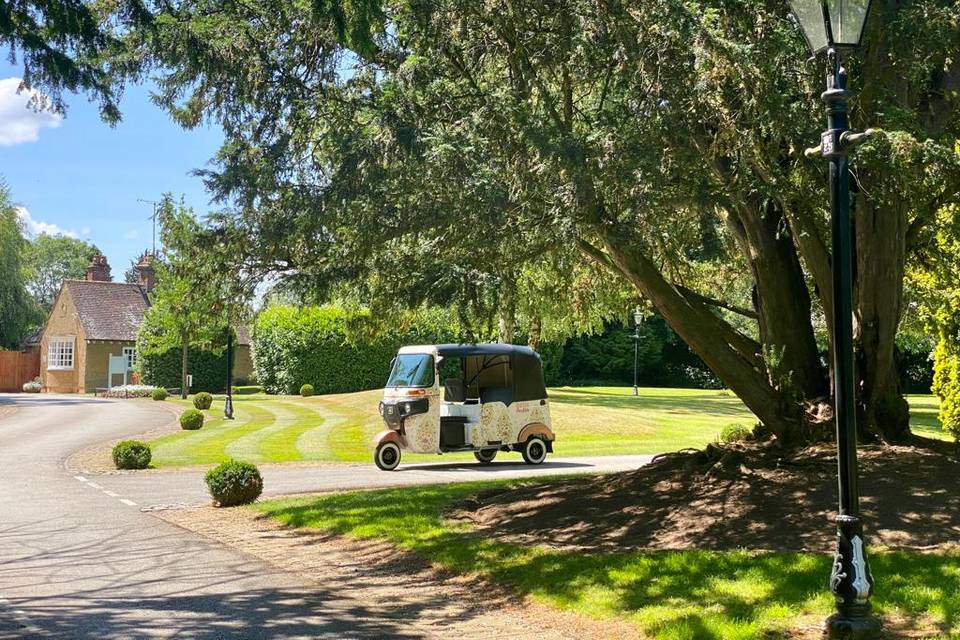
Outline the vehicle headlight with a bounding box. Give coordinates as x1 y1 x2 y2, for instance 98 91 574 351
402 402 411 414
378 401 384 416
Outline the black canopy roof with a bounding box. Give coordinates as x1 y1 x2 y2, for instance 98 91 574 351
435 343 541 360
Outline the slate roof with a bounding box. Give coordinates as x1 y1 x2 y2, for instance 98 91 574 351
64 280 149 341
59 280 252 345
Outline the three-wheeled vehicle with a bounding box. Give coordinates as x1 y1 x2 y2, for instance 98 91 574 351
374 343 555 471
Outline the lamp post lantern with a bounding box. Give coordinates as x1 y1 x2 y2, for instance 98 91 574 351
632 306 643 397
789 1 880 638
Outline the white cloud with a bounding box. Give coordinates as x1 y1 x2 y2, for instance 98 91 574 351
0 78 62 146
16 206 79 239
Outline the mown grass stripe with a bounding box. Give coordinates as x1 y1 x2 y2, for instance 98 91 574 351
255 400 327 462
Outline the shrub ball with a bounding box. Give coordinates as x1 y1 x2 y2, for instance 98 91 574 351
719 423 752 444
205 460 263 507
193 391 213 410
299 383 314 397
180 408 204 430
151 388 168 401
112 440 152 470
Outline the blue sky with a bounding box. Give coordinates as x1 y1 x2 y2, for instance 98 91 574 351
0 61 224 278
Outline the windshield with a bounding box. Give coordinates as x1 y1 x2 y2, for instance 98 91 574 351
386 354 435 388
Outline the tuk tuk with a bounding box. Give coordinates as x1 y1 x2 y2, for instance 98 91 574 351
374 344 555 471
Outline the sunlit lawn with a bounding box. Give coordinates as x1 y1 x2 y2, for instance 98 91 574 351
254 479 960 639
146 387 949 467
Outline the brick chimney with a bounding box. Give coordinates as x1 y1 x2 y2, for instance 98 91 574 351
136 253 156 293
86 254 112 282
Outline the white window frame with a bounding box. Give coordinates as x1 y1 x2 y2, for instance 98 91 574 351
122 346 137 370
47 336 75 371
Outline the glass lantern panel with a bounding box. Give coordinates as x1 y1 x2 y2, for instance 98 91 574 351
830 0 870 47
790 0 829 53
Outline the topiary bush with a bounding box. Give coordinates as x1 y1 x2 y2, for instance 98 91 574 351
299 383 314 397
193 391 213 410
151 387 168 401
112 440 152 470
205 460 263 507
719 423 753 444
180 408 204 430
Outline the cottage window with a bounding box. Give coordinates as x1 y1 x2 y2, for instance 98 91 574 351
48 337 75 370
122 346 136 369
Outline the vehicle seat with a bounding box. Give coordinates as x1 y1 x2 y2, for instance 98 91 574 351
444 378 466 402
479 387 513 405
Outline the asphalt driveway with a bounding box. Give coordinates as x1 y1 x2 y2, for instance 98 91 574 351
0 394 653 639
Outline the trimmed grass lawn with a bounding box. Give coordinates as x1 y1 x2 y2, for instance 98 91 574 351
148 387 949 467
254 480 960 640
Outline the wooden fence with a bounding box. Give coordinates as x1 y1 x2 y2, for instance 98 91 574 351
0 351 41 392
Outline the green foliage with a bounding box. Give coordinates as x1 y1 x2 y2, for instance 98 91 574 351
205 459 263 507
138 340 232 392
112 440 152 470
193 392 213 410
252 305 458 395
0 182 41 348
180 408 204 430
557 316 719 388
151 387 168 401
22 233 99 310
914 205 960 440
299 384 314 397
719 424 753 444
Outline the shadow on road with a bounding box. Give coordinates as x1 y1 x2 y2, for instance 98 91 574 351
398 460 592 472
0 517 430 639
0 394 108 408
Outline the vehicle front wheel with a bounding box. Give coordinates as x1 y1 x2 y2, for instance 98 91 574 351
474 449 497 465
521 437 548 465
375 441 401 471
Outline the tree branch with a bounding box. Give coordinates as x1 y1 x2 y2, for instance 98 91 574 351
675 285 758 320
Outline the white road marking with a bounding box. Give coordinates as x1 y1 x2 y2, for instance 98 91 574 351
74 475 87 482
86 482 102 489
103 490 119 497
119 499 137 506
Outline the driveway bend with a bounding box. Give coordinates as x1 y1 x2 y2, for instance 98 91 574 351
0 394 653 639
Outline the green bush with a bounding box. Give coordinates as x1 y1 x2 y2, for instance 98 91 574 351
299 383 314 397
151 387 168 401
112 440 152 469
252 305 459 395
180 408 204 430
193 391 213 410
205 460 263 506
232 385 263 395
719 423 752 444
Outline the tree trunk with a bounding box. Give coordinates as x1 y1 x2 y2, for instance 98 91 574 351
180 334 189 400
854 197 911 442
527 314 542 353
589 231 810 445
498 284 516 343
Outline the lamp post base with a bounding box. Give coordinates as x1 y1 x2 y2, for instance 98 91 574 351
824 608 882 639
632 386 638 396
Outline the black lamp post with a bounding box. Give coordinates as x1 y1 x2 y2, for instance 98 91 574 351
789 1 880 638
224 328 235 420
632 306 643 397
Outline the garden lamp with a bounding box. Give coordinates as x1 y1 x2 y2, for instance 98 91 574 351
790 0 880 637
632 306 644 397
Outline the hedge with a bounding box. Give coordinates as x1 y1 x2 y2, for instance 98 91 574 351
252 306 458 395
139 346 233 393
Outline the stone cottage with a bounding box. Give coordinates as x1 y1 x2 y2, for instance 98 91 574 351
39 254 252 393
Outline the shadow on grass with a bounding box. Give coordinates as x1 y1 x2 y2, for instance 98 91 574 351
256 483 960 639
550 387 750 418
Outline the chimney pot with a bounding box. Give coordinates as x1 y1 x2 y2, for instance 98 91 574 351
86 254 112 282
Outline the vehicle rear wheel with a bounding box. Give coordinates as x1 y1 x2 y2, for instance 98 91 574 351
521 437 547 465
375 441 401 471
473 449 497 465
